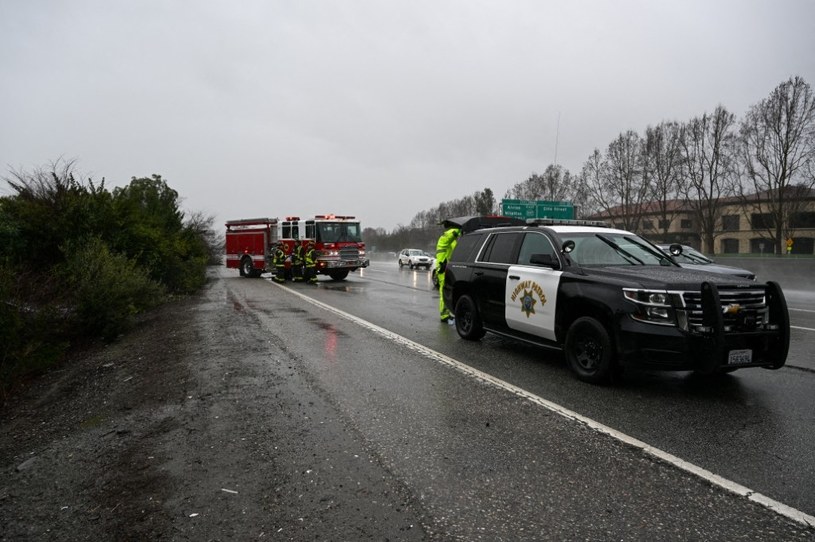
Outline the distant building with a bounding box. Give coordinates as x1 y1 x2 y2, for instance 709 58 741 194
589 188 815 255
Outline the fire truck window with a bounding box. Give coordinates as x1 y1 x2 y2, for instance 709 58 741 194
318 224 339 243
345 224 362 242
316 223 362 243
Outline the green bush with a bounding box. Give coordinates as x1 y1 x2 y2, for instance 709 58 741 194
0 163 216 398
58 238 166 341
110 175 209 294
0 266 68 398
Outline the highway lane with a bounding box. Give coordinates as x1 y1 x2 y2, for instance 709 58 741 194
218 271 815 541
280 261 815 521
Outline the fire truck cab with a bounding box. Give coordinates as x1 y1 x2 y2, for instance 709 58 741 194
305 214 369 281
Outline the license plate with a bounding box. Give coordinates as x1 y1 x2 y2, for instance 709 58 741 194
727 349 753 365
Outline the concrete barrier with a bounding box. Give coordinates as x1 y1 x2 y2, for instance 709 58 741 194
715 256 814 291
369 252 813 291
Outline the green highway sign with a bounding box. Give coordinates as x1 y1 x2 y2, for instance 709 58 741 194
501 199 574 220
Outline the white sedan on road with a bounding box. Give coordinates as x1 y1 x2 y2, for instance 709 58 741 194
398 249 433 269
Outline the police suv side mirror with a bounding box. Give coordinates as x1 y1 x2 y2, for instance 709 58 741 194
530 253 560 270
668 243 683 256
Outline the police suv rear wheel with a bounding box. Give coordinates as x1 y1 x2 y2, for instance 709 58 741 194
565 317 614 384
455 295 486 340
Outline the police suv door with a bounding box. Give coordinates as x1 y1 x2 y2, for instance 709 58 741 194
505 232 562 341
472 232 524 325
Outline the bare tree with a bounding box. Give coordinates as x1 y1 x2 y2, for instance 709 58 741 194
580 148 611 220
504 164 592 217
474 188 495 215
409 188 495 231
643 121 686 238
4 158 83 201
737 76 815 254
679 106 738 253
505 164 574 201
185 211 222 265
593 130 648 231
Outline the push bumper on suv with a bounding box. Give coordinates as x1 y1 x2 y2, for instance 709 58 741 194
616 281 789 372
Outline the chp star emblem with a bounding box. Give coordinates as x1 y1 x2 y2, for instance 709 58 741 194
511 280 547 318
521 290 538 317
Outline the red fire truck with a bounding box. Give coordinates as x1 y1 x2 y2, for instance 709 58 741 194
225 214 369 281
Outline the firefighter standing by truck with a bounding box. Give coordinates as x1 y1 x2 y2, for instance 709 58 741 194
304 241 318 284
272 242 288 283
291 242 305 282
436 221 461 322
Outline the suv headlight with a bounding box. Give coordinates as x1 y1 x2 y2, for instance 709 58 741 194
622 288 679 326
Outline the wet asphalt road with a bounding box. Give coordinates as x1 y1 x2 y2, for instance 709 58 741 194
220 262 815 539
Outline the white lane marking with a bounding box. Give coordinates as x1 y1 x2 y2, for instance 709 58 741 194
789 308 815 313
791 326 815 332
359 267 388 274
276 282 815 529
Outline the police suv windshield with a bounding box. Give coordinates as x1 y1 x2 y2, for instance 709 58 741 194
316 222 362 243
564 232 673 267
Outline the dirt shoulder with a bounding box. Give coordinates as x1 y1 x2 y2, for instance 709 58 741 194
0 273 427 541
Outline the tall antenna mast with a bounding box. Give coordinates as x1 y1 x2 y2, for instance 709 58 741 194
554 111 561 167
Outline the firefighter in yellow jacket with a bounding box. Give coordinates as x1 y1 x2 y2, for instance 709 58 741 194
272 242 287 283
435 222 461 322
304 241 318 284
291 242 305 282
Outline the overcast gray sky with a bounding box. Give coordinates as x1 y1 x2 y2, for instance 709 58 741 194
2 1 814 231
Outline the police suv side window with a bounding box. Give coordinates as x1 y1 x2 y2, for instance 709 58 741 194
517 232 556 265
480 232 522 264
451 233 485 263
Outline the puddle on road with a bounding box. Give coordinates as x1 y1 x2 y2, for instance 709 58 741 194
305 318 346 363
307 317 348 337
319 284 365 293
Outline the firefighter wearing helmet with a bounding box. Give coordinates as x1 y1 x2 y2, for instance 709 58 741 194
304 241 318 284
291 241 305 282
272 241 287 283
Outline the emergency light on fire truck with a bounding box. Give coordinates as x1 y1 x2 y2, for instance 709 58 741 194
315 214 356 220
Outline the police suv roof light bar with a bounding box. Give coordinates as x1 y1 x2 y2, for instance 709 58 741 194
526 218 611 228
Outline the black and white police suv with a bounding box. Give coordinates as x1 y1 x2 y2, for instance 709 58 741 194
442 219 790 384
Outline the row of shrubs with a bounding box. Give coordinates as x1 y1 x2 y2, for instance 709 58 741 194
0 162 219 399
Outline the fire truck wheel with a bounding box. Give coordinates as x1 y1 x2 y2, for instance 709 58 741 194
240 257 256 278
328 269 349 281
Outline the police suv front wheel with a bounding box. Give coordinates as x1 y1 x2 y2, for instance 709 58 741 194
564 317 614 384
454 295 486 340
